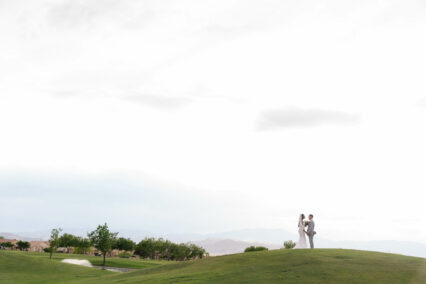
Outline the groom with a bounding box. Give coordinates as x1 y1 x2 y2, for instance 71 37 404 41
304 214 316 249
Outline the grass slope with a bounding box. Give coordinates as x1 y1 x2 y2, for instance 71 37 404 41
0 251 109 284
90 249 426 284
1 249 425 283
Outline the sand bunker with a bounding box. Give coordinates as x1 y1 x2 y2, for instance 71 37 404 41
61 259 135 272
61 259 92 267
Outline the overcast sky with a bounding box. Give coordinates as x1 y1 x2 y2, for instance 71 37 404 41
1 0 426 243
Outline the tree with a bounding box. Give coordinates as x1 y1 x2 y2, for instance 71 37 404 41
188 243 206 259
1 242 14 249
16 240 30 251
0 236 4 239
59 233 79 252
174 243 192 261
49 228 62 259
88 223 118 267
134 238 155 259
113 237 136 252
74 237 91 254
154 238 168 259
59 233 78 247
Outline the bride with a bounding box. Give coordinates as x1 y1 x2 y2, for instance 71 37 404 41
294 214 307 248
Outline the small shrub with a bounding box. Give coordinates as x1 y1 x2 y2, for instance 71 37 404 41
244 246 256 252
119 251 132 258
244 246 268 253
255 246 268 251
284 240 296 249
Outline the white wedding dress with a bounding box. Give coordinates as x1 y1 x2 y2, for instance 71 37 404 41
294 215 307 249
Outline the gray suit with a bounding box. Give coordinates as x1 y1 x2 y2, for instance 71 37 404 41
307 220 315 249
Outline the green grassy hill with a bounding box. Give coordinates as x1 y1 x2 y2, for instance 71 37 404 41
1 249 425 283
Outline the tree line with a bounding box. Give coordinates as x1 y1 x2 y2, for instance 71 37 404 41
134 237 206 261
48 223 207 266
0 240 30 251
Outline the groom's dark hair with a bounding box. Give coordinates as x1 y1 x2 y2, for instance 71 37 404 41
309 214 314 218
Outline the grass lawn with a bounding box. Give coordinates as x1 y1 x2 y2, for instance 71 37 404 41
17 251 165 269
0 250 166 283
0 250 109 284
1 249 425 283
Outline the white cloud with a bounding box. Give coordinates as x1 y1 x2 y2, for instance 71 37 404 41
123 94 192 109
257 108 359 130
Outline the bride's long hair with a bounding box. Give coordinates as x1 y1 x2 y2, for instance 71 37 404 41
298 214 305 227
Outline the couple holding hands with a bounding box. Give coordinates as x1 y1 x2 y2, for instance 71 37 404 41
295 214 316 249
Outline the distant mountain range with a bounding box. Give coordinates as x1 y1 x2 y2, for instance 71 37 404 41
190 239 281 256
2 228 425 258
0 232 42 241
